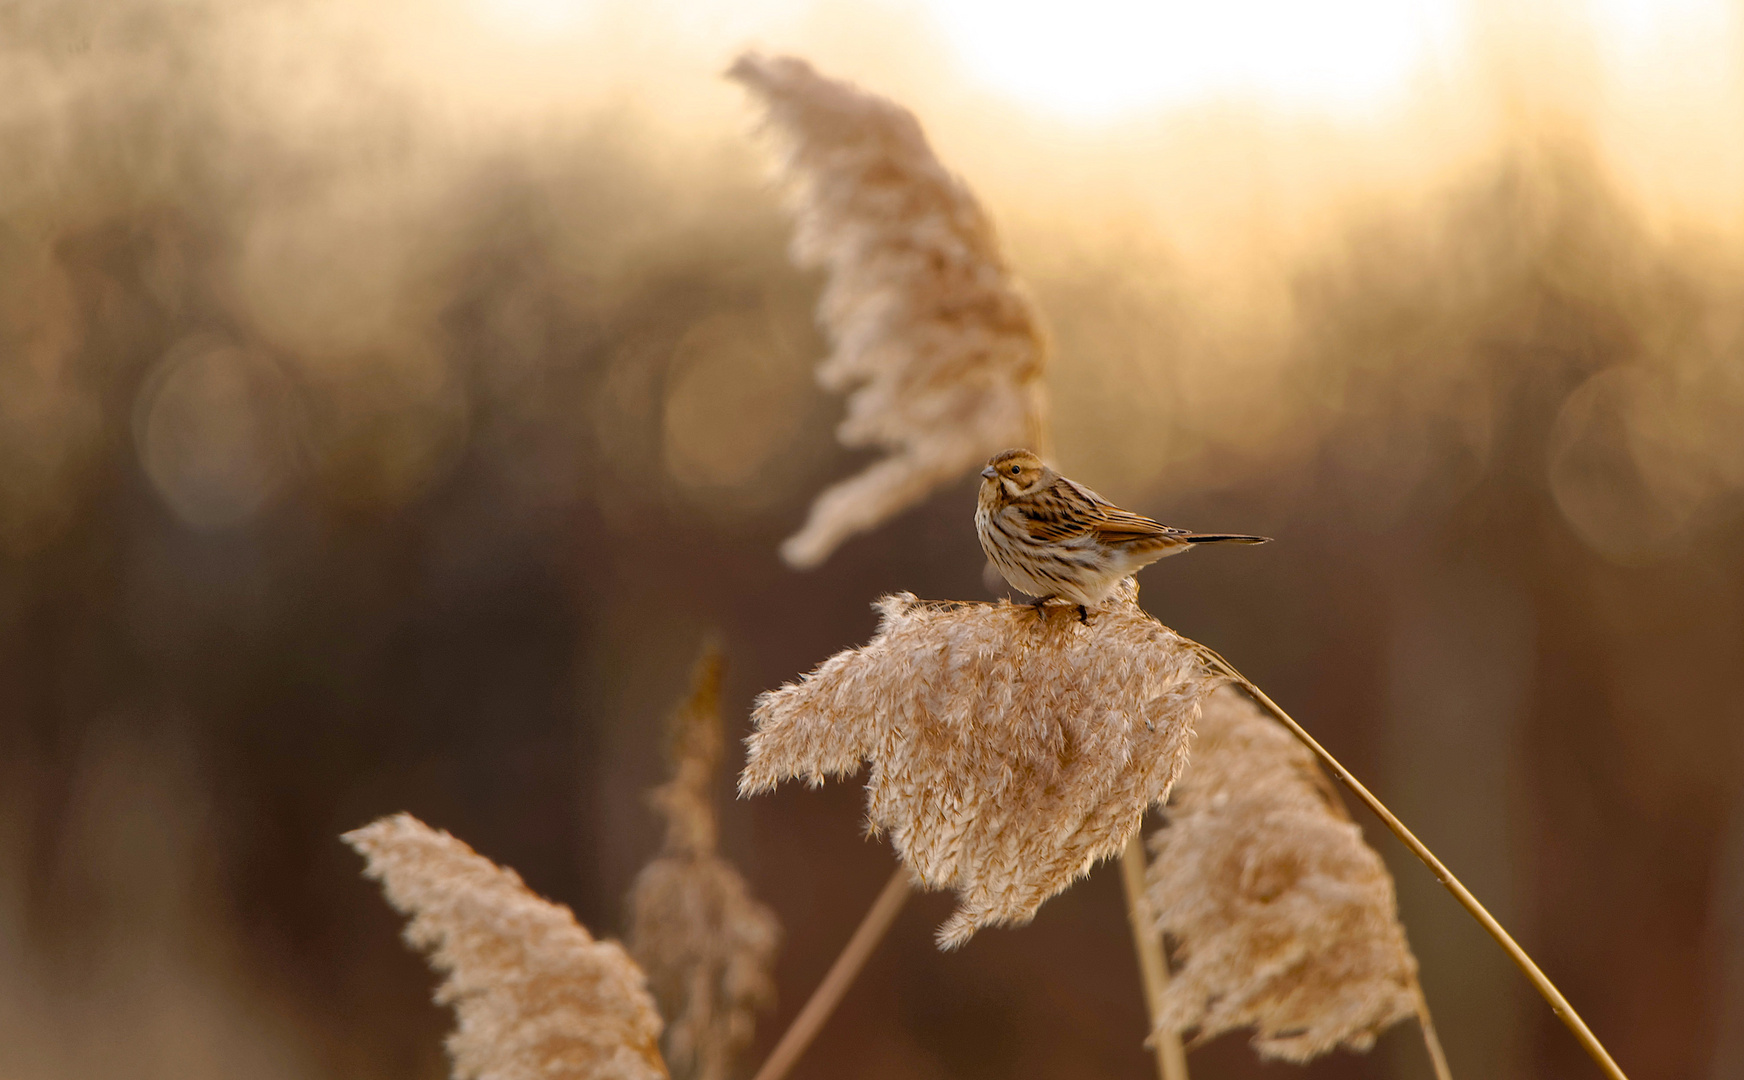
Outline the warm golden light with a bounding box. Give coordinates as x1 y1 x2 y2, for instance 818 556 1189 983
6 2 1744 1079
921 0 1462 117
918 0 1731 118
467 0 593 37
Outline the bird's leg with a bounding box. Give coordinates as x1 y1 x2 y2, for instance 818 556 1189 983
1028 595 1052 620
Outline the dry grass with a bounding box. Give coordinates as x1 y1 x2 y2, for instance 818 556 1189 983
727 52 1048 570
627 646 780 1080
345 814 669 1080
1145 687 1420 1062
740 581 1219 947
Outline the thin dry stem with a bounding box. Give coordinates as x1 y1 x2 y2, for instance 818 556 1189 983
628 645 781 1080
741 583 1219 947
1121 830 1189 1080
1146 686 1422 1062
345 813 668 1080
727 52 1048 570
1193 648 1629 1080
749 868 911 1080
1415 987 1454 1080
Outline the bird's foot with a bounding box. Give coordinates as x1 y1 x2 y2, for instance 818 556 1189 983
1077 604 1091 624
1028 595 1053 620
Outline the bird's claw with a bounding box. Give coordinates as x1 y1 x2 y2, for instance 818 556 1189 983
1024 597 1094 624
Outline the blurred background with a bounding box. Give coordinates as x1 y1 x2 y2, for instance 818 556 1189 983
2 0 1742 1077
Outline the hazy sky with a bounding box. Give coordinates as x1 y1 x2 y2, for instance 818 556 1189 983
463 0 1735 117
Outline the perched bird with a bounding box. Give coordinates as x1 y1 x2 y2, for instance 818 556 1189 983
976 448 1269 619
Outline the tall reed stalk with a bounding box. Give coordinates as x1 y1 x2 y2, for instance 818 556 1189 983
749 869 911 1080
1120 831 1189 1080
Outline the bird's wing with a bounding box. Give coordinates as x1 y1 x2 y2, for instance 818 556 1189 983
1008 496 1093 542
1091 506 1192 545
1005 479 1101 542
1061 477 1115 509
1009 478 1187 546
1056 478 1189 546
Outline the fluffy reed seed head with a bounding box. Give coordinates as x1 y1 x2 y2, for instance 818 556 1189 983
627 646 780 1080
727 52 1049 571
649 644 728 857
1145 687 1421 1062
345 813 668 1080
741 583 1219 947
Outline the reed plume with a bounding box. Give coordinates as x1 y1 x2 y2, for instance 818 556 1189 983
627 646 780 1080
740 581 1219 948
1144 687 1421 1062
344 813 668 1080
727 52 1049 570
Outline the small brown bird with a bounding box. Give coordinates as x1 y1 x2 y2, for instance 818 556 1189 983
976 448 1269 618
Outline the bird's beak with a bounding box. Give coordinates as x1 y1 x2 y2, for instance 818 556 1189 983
980 466 998 479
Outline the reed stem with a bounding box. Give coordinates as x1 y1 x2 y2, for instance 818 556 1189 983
1120 829 1189 1080
1194 646 1628 1080
1415 987 1454 1080
750 866 911 1080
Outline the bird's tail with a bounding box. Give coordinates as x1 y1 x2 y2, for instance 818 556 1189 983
1183 533 1271 545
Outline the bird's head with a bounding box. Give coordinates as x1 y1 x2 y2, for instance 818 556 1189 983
980 449 1050 505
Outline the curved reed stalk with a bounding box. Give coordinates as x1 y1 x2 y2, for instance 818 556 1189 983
1192 646 1629 1080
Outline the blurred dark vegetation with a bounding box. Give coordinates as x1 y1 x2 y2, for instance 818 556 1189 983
2 3 1743 1080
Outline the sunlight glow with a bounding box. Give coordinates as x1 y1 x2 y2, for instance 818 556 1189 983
922 0 1735 119
1588 0 1733 59
468 0 592 37
923 0 1462 117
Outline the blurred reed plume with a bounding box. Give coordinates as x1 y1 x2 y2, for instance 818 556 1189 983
1145 687 1421 1063
740 581 1218 948
627 645 780 1080
727 52 1049 570
345 814 669 1080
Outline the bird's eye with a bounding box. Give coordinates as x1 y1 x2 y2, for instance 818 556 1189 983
1010 464 1021 474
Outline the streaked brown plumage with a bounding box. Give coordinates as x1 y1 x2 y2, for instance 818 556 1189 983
976 449 1269 615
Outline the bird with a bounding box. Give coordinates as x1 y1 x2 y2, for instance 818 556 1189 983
976 448 1269 620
